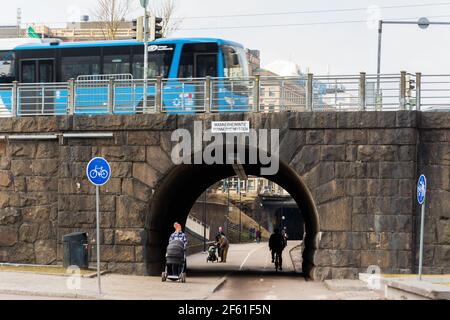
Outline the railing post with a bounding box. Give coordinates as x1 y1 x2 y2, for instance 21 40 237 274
253 75 261 112
416 72 422 111
204 76 211 113
67 78 75 115
359 72 366 111
400 71 407 110
108 77 115 114
306 73 314 111
11 81 18 117
156 76 163 113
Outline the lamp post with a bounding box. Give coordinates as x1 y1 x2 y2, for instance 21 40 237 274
376 18 450 109
226 179 231 236
238 178 242 243
203 188 207 253
139 0 150 111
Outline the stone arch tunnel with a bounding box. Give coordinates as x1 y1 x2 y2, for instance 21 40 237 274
146 158 319 278
0 111 448 280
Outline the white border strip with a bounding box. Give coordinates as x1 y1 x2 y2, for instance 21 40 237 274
63 133 114 139
8 135 58 140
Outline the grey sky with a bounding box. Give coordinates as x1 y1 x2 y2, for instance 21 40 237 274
2 0 450 74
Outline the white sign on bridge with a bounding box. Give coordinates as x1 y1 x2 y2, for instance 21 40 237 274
211 121 250 133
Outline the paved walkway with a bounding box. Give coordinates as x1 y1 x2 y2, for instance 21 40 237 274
188 241 298 274
0 271 225 300
0 242 382 300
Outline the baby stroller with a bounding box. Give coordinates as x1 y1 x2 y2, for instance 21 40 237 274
206 243 218 263
162 239 186 283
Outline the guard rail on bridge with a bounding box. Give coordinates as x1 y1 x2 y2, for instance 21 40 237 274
0 72 448 117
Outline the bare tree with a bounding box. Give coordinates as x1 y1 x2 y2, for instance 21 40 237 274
148 0 183 37
93 0 135 40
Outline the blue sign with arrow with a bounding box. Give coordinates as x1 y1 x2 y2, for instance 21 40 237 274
417 174 426 205
87 157 111 186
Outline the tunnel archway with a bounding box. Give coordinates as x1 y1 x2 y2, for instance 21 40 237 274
145 148 320 279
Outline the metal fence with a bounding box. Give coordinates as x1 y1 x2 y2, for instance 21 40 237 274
0 72 447 117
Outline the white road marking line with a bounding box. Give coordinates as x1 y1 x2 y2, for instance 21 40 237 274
239 245 264 271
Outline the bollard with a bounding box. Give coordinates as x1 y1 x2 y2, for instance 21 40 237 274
156 76 163 113
204 76 211 113
359 72 366 111
108 77 115 114
306 73 314 111
253 75 261 112
400 71 407 110
68 78 75 115
12 81 18 117
416 72 422 111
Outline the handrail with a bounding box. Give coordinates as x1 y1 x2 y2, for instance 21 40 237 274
0 72 448 117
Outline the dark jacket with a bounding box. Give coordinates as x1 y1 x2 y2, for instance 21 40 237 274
269 233 286 252
215 231 225 242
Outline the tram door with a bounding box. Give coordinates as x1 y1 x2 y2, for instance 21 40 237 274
20 59 55 115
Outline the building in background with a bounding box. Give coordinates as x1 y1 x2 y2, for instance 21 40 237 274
0 26 22 38
216 177 288 197
246 49 261 75
253 67 306 112
0 17 134 41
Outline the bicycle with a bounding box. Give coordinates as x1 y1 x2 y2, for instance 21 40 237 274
273 251 282 272
89 166 109 180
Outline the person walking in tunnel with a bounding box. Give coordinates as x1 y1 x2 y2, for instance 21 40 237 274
269 228 286 271
282 227 289 245
256 229 262 244
215 226 225 258
218 234 230 263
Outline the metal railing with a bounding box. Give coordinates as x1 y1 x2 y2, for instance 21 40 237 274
0 72 448 117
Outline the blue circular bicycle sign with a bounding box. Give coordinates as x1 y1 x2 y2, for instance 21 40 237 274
417 175 427 205
87 157 111 186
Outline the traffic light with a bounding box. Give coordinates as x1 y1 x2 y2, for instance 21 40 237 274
149 16 163 41
132 16 145 42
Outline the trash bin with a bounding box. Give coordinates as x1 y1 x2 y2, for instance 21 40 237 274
63 232 89 269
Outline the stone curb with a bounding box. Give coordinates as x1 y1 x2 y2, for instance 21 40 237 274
212 275 229 294
0 275 229 300
289 243 302 274
0 288 101 300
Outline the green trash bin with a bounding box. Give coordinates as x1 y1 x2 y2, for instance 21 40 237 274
63 232 89 269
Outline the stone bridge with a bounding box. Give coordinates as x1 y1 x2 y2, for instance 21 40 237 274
0 111 448 280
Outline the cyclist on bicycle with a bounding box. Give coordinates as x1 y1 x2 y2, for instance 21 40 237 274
269 228 287 271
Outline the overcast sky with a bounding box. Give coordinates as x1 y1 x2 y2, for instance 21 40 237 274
2 0 450 74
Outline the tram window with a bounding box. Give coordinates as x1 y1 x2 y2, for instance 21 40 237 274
21 61 36 83
133 52 173 79
104 55 130 75
0 51 15 83
178 43 218 78
222 45 249 78
61 56 101 81
178 53 194 78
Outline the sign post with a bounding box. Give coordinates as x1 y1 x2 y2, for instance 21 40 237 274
417 174 427 281
86 157 111 295
139 0 150 111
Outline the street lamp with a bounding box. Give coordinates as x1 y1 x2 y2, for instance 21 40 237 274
226 179 231 236
376 17 450 109
203 188 207 253
139 0 150 111
238 178 242 243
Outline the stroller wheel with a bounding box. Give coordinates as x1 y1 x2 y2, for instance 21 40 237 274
161 272 167 282
181 273 187 283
